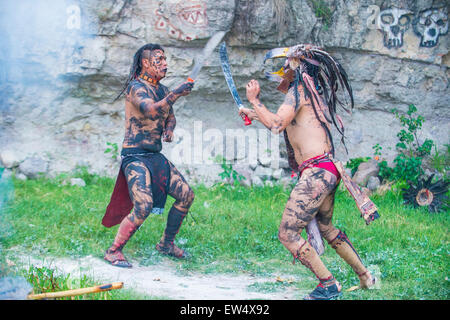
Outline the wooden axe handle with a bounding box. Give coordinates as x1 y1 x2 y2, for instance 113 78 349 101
27 282 124 300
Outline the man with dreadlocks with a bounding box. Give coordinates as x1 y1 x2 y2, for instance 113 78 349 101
239 44 378 300
101 43 195 268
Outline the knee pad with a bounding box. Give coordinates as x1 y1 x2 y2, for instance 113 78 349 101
328 230 351 249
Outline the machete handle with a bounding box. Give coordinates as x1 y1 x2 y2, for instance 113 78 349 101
187 77 195 83
240 113 252 126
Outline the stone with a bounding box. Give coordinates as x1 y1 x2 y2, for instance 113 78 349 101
70 178 86 187
251 176 264 187
279 158 290 169
280 177 294 189
239 175 252 188
258 156 272 168
367 176 381 191
15 173 28 181
249 162 258 170
253 166 273 180
18 157 49 179
345 167 353 178
352 160 380 187
0 150 21 169
272 168 283 180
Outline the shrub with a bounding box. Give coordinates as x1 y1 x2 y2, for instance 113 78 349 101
390 104 434 183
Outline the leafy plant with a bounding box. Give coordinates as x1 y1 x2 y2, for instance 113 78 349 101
309 0 333 29
104 142 119 161
390 105 434 183
214 155 246 186
430 144 450 176
372 143 382 159
371 143 392 182
345 157 370 176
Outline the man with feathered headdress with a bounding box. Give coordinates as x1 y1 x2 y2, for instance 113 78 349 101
239 44 377 300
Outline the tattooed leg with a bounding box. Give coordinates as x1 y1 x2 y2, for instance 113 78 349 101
123 161 154 225
105 161 153 267
316 188 375 288
327 230 375 288
104 217 137 268
278 167 339 284
156 161 195 258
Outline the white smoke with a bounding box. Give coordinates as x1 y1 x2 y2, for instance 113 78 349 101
0 1 91 298
0 169 31 300
0 277 32 300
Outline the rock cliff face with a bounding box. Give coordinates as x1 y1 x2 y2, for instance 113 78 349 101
0 0 448 184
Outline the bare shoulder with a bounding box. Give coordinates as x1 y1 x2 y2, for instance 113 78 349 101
127 80 149 98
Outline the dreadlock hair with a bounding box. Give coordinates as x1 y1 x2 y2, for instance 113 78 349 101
289 46 354 156
114 43 164 101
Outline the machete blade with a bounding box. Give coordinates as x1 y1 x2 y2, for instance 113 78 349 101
188 31 226 82
219 42 251 125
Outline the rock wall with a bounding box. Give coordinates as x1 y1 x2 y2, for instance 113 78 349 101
0 0 448 185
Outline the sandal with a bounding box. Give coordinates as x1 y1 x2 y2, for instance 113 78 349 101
304 282 342 300
155 241 188 259
104 249 132 268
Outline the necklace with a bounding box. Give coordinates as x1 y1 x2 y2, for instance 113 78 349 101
139 73 159 85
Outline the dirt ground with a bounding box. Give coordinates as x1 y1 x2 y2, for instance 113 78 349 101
21 255 310 300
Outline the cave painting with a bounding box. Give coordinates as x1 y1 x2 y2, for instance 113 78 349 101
176 2 207 27
376 6 448 49
155 0 208 41
413 7 448 48
377 8 413 48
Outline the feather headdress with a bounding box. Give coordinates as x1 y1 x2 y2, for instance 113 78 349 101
264 44 354 160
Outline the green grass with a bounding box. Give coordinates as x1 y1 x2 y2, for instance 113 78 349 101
1 172 449 300
22 265 153 300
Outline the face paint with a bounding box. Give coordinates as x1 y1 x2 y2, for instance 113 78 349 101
145 49 168 81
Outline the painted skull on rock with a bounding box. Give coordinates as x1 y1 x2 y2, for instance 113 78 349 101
413 7 448 47
377 8 413 48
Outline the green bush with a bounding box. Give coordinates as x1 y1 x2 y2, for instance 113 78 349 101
390 104 434 183
347 105 440 186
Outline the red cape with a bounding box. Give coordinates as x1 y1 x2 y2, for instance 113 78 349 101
102 168 133 228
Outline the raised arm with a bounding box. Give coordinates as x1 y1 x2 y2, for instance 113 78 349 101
241 79 300 134
129 81 193 120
